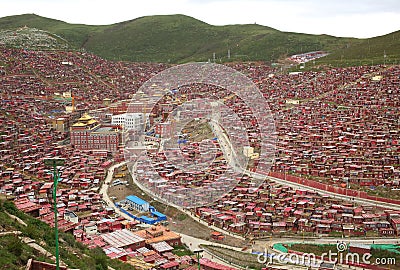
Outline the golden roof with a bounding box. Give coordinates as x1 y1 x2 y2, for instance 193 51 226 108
78 113 92 121
87 119 98 125
72 122 87 127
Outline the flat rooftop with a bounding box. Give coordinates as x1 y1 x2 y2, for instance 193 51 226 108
101 229 145 248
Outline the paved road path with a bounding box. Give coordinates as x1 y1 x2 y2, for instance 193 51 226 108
99 162 124 202
99 161 135 221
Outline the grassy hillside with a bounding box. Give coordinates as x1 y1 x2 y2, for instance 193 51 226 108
316 30 400 66
0 13 101 48
85 14 354 63
0 13 398 64
0 199 133 270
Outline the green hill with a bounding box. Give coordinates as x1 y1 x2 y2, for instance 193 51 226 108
0 13 399 64
0 27 69 50
316 30 400 66
0 13 100 49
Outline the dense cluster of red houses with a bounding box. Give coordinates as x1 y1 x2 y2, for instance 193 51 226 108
137 63 399 191
0 47 168 111
0 47 237 269
0 46 399 268
194 176 400 237
128 62 400 237
136 146 400 237
269 66 399 188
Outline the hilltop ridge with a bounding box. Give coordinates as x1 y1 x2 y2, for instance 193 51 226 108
0 13 399 65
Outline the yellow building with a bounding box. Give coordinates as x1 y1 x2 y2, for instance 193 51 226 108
51 117 70 133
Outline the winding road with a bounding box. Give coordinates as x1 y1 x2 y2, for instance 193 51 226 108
210 120 400 211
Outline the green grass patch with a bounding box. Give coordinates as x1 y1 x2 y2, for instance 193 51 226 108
172 245 193 256
177 213 188 221
0 235 34 269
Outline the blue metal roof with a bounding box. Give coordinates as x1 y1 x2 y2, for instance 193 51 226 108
126 195 149 206
140 216 156 223
152 211 166 219
140 216 153 220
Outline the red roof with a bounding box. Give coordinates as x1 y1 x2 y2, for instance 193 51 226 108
200 258 237 270
161 261 179 269
391 218 400 224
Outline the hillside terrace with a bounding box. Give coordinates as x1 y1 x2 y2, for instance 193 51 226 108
0 47 168 111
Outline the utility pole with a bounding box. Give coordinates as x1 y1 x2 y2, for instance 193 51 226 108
384 50 387 65
194 249 204 270
44 158 65 270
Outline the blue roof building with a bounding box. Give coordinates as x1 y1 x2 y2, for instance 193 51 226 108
126 195 150 212
152 211 167 221
122 195 167 224
140 216 156 224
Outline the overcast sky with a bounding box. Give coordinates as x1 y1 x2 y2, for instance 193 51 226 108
1 0 399 38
